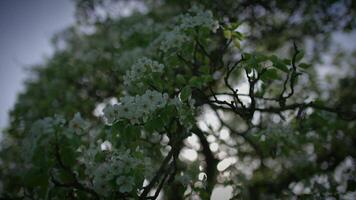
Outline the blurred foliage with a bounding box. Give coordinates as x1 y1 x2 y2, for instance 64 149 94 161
0 0 355 199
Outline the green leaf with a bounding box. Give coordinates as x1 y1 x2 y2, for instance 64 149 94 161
94 151 105 162
202 75 213 82
270 55 289 72
180 86 191 101
299 63 312 69
57 170 74 183
230 22 240 30
60 146 77 166
295 50 304 62
245 65 252 74
223 30 232 39
189 76 209 88
232 31 244 40
269 55 278 63
233 38 240 49
23 168 48 187
247 56 259 69
260 68 278 81
176 74 186 85
273 61 289 73
160 104 176 122
243 53 252 60
236 32 244 40
125 125 140 137
282 59 291 65
145 117 163 132
255 54 268 62
199 65 210 74
313 99 325 106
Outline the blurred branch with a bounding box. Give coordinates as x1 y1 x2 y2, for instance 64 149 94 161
192 128 219 195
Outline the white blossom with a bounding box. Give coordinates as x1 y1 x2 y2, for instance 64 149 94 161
116 176 135 193
102 90 169 125
123 57 165 88
68 112 89 135
100 140 113 151
158 30 190 53
175 6 217 31
103 104 119 124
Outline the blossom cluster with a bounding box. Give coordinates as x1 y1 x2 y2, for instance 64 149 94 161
80 146 152 195
123 57 164 88
175 6 218 31
103 90 169 124
172 96 196 131
120 18 164 40
22 113 89 163
154 7 218 53
68 112 90 135
22 116 63 161
113 47 144 72
93 150 139 194
158 30 190 53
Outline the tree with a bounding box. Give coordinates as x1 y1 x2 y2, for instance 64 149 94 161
1 0 356 199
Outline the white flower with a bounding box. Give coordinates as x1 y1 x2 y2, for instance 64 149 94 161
159 30 190 52
176 6 216 31
93 163 113 195
118 103 131 119
102 90 171 125
100 140 112 151
119 184 133 193
176 174 191 186
151 63 164 72
123 58 165 88
116 176 126 185
116 176 135 193
103 104 119 124
69 112 89 135
145 90 167 107
137 96 152 114
53 114 66 126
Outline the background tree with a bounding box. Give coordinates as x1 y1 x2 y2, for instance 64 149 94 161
1 0 355 199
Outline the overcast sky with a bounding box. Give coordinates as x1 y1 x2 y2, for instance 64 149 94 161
0 0 75 130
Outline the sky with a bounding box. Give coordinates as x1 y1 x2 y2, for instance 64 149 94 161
0 0 75 130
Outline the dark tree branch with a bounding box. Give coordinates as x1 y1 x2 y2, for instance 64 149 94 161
192 128 219 195
255 101 356 120
51 135 100 199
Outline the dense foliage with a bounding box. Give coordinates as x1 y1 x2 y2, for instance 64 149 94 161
1 0 356 199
